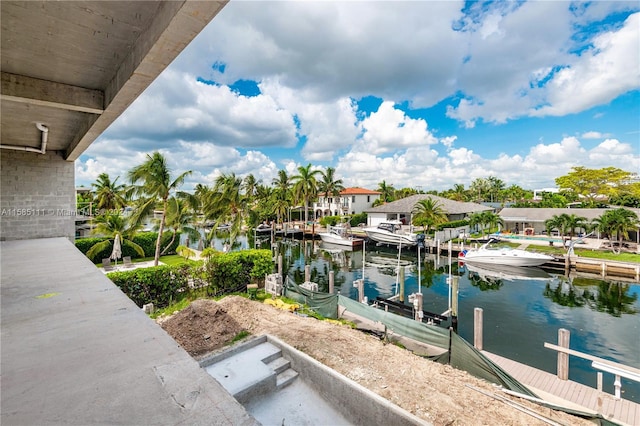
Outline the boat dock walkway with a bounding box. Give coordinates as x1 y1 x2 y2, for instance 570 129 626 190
483 351 639 425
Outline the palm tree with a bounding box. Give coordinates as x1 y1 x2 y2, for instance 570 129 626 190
86 212 144 261
319 167 344 198
128 152 191 266
411 198 448 235
482 211 504 233
593 208 639 254
470 178 489 202
377 180 395 203
291 164 321 224
159 196 200 255
92 172 126 211
203 173 246 245
451 184 467 202
243 174 259 205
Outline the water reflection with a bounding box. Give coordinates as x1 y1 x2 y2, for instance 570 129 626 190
544 277 639 317
211 236 640 402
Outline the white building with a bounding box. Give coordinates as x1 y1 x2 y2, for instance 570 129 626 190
313 187 381 218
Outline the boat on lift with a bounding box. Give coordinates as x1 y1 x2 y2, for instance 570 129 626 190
363 220 418 247
458 238 554 267
318 224 363 248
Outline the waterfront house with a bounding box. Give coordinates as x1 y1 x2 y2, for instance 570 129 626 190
313 187 381 218
365 194 492 227
499 207 640 243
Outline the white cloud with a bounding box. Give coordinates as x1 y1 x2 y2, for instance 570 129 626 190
360 102 437 154
532 12 640 117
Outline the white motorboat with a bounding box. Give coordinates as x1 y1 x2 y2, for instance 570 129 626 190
318 224 363 248
363 220 418 247
458 238 554 267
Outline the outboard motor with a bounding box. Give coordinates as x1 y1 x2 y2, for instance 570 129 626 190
416 233 426 248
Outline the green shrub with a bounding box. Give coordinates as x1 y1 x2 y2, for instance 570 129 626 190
349 212 367 227
107 265 187 308
105 249 274 307
319 215 341 227
199 249 273 296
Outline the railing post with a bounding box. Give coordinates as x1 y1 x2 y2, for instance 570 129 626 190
474 308 483 351
557 328 570 380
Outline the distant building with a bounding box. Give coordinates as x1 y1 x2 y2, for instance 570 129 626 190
499 207 640 242
533 187 560 201
365 194 492 227
313 187 381 218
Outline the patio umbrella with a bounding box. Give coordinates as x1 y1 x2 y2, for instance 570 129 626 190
110 234 122 267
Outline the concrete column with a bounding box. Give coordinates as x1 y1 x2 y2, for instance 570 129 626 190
278 255 283 276
557 328 570 380
329 271 334 294
474 308 483 350
305 264 310 282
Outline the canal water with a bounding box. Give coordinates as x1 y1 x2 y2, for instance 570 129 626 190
195 234 640 403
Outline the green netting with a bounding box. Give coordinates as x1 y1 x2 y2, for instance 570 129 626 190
338 295 450 350
284 278 339 319
337 295 619 424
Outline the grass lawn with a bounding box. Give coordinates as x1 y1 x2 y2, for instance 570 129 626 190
96 255 198 268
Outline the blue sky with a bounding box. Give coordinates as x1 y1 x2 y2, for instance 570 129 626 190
76 1 640 192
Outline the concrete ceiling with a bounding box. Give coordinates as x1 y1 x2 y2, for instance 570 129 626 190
1 1 227 161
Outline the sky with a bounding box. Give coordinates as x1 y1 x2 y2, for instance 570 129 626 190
76 1 640 193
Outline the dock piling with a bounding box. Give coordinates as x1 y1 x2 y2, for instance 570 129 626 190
329 271 334 294
557 328 570 380
474 308 483 351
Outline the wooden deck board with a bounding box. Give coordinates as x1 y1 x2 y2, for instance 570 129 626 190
483 350 639 426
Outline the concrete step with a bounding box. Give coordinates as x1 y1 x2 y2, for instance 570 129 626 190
266 356 290 375
276 368 298 390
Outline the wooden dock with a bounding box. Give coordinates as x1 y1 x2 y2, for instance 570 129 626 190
483 351 640 425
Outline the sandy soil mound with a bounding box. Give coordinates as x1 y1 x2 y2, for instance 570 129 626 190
159 296 593 426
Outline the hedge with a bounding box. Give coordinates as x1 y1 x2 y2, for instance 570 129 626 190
75 231 180 263
106 249 274 308
107 265 187 308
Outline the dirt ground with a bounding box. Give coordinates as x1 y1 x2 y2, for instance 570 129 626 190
159 296 594 426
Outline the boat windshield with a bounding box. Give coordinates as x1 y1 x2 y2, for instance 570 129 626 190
377 222 400 233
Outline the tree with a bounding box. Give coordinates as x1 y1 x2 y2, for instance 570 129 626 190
318 167 344 198
291 164 321 224
272 170 292 225
92 172 126 211
593 208 639 254
486 176 505 203
203 173 247 245
243 174 260 206
128 152 191 266
377 180 396 203
555 167 635 207
159 196 200 255
411 198 448 235
470 178 489 202
450 184 468 202
468 211 503 237
85 212 144 261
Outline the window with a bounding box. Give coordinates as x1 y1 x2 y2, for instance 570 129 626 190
352 196 356 203
367 196 370 202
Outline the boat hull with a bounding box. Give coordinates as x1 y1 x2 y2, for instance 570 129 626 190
460 249 554 267
364 230 417 247
319 233 363 247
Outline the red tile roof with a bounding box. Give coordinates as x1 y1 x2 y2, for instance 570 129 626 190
319 187 381 196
